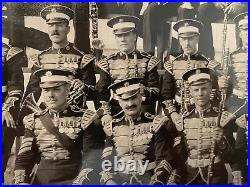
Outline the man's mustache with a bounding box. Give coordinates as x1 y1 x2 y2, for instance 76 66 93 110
51 32 60 36
125 105 137 110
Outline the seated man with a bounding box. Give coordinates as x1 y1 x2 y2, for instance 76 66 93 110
14 69 102 184
173 67 236 184
99 77 178 184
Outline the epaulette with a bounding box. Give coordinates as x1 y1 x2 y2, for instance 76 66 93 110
163 60 173 74
81 109 98 130
6 47 23 61
30 54 40 67
96 57 110 74
235 114 247 129
80 54 95 69
23 113 35 131
220 111 236 127
147 56 160 72
208 59 220 69
144 112 155 120
103 121 114 137
152 115 169 133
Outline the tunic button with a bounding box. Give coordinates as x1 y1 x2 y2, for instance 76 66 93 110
53 157 57 161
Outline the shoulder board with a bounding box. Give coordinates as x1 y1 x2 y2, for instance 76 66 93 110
163 60 173 74
139 51 151 59
173 54 183 61
199 54 210 61
183 109 195 118
220 111 236 127
147 56 160 72
40 47 52 54
6 47 23 61
72 46 85 55
208 60 220 69
23 113 35 131
80 54 95 69
152 115 169 133
144 112 155 120
81 109 98 130
235 114 247 129
106 52 119 60
112 115 125 123
96 57 109 74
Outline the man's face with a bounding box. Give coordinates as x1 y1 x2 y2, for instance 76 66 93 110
115 32 137 53
179 35 199 55
2 46 9 62
189 82 212 107
239 27 248 48
118 91 142 118
47 22 70 44
42 83 69 111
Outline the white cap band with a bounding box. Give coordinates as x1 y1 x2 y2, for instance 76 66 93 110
41 75 69 83
113 22 135 31
188 73 210 84
116 83 140 95
46 12 70 21
178 26 199 34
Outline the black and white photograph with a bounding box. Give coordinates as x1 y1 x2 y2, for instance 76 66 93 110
1 2 248 184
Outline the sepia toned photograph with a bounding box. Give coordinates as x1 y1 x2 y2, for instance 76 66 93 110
2 2 248 185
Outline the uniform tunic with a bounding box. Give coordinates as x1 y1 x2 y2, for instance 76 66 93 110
23 42 96 102
14 108 101 184
95 50 160 115
174 106 236 184
100 112 177 184
161 53 220 115
2 47 26 176
227 47 248 183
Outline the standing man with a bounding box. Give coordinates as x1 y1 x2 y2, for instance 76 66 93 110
2 42 26 182
228 12 248 184
161 19 228 130
14 69 101 184
95 15 160 123
23 4 96 105
173 67 235 184
99 77 177 184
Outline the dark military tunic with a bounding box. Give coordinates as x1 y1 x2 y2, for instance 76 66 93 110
173 106 236 184
100 112 177 184
95 50 160 115
161 53 220 115
14 108 100 184
2 47 26 176
227 47 248 184
23 42 96 102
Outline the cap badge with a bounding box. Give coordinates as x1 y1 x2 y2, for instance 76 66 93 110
196 69 201 74
184 22 190 27
124 82 130 87
51 8 57 13
46 71 53 76
118 18 124 23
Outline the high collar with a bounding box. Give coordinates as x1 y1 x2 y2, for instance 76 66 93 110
51 42 70 51
194 103 212 115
